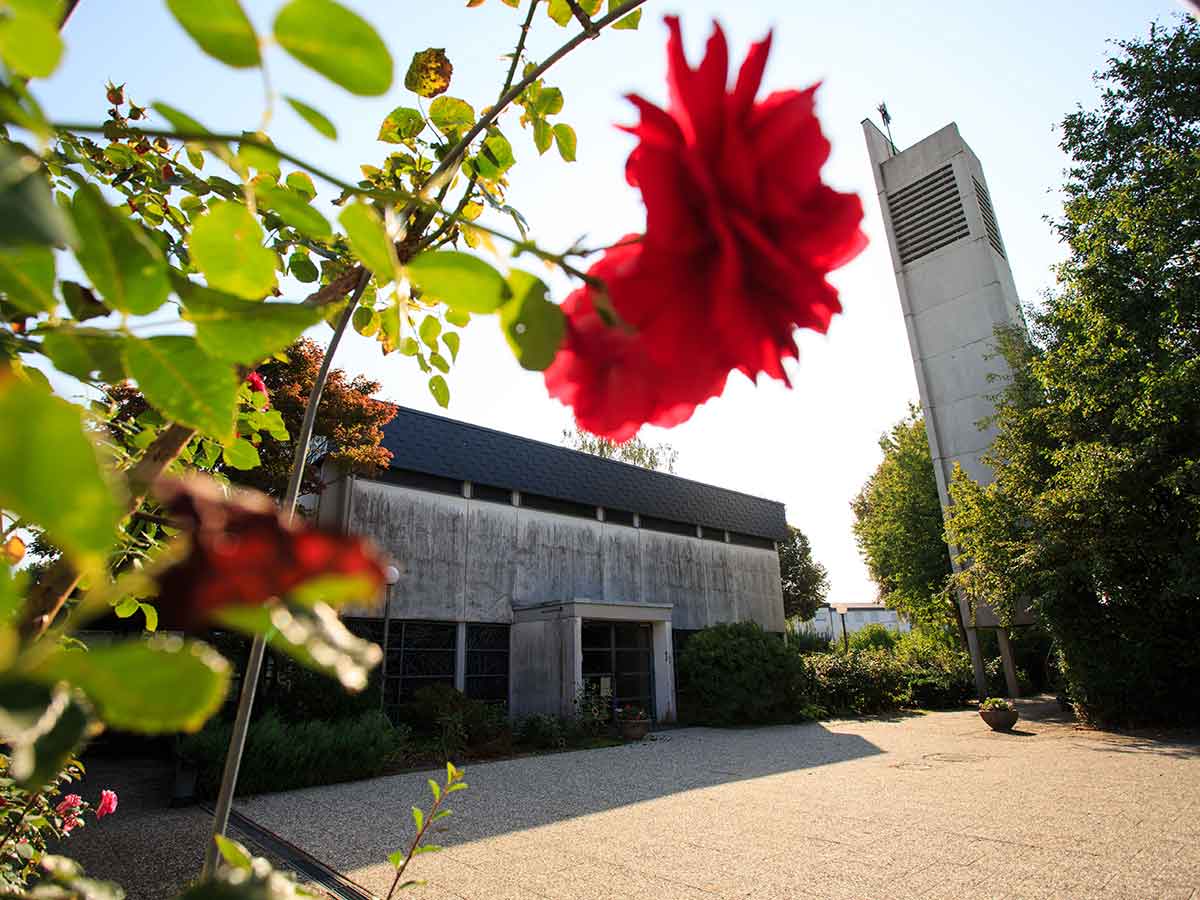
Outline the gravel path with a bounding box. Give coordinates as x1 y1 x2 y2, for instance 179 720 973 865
64 701 1200 899
240 700 1199 900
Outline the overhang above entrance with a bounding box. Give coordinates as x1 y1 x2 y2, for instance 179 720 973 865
513 599 673 624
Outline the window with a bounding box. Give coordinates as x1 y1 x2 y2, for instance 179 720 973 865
465 624 510 704
639 514 695 537
472 483 512 505
378 468 463 496
382 621 457 718
582 621 654 719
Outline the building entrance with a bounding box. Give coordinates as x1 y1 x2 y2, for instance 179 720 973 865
581 621 654 719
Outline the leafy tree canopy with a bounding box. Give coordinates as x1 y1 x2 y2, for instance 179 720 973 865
947 17 1200 727
561 427 678 472
851 406 960 641
777 525 829 621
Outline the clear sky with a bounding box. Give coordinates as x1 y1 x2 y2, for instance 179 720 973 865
40 0 1180 603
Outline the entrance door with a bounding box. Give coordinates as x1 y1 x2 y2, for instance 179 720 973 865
581 621 654 719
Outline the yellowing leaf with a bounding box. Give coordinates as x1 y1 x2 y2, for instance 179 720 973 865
404 48 452 98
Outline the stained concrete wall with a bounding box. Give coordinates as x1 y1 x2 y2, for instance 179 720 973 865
345 478 784 632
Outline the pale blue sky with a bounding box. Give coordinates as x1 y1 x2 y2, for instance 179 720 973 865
40 0 1180 602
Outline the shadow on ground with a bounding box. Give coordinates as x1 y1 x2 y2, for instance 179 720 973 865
239 720 883 879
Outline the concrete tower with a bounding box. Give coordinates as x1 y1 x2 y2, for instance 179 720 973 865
862 120 1029 697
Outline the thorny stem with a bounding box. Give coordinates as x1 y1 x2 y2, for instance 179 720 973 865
0 793 42 860
565 0 600 36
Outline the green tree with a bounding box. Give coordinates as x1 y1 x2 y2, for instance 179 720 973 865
561 427 678 472
947 18 1200 727
778 525 829 621
851 406 963 644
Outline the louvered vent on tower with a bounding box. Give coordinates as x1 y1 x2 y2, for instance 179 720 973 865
886 164 968 265
972 176 1006 258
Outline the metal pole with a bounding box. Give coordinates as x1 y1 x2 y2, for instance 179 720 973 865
841 612 849 653
202 273 369 879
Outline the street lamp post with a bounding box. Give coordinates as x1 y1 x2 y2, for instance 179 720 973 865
834 604 850 652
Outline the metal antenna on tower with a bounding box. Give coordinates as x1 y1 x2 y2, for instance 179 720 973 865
877 102 897 154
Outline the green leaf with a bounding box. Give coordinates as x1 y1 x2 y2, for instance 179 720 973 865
352 304 379 337
151 101 210 135
608 0 642 29
285 171 317 200
124 335 239 440
236 134 280 177
254 184 332 240
29 637 231 733
62 280 109 322
214 836 254 871
472 130 515 180
387 850 405 870
404 48 452 98
530 86 563 117
428 96 474 138
166 0 261 68
0 378 120 565
553 123 577 162
428 374 449 408
71 185 170 315
418 314 441 350
177 281 322 366
427 778 441 802
407 251 510 313
378 106 425 143
442 331 460 361
532 119 552 156
0 244 55 313
411 806 424 832
0 0 64 78
288 252 319 283
189 200 277 299
546 0 572 26
140 603 159 632
41 328 128 383
214 602 382 692
0 144 75 247
274 0 393 97
338 202 395 279
0 681 94 790
445 308 470 327
222 438 261 470
499 270 564 371
429 352 449 373
284 95 337 140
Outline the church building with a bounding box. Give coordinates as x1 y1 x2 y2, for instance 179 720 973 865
317 407 788 723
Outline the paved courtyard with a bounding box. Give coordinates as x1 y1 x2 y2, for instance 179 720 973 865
234 700 1198 900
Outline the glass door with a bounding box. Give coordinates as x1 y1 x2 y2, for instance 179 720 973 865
581 621 654 720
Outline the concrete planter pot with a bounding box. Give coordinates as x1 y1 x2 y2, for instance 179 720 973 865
619 719 650 742
980 708 1019 731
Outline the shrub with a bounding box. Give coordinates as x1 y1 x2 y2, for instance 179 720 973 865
513 714 566 750
847 623 900 653
401 684 510 751
802 651 909 716
980 697 1014 711
676 622 803 726
894 627 975 709
182 711 409 798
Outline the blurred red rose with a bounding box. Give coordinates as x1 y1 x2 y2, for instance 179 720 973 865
153 477 386 628
95 790 118 819
546 17 866 440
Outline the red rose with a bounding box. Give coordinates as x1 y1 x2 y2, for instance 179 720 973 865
153 477 387 628
544 237 729 442
545 18 866 440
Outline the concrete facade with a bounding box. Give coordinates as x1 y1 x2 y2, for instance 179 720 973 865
863 120 1031 696
803 603 911 645
333 474 785 722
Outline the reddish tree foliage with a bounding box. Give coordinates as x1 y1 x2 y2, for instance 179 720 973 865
249 338 398 498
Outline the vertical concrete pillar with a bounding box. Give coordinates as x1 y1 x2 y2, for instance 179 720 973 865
652 619 675 723
454 621 467 693
996 628 1020 698
559 615 583 718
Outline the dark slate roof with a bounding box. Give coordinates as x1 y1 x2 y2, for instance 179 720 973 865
377 406 788 541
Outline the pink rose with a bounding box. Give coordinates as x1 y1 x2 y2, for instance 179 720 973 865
95 789 118 819
55 794 82 817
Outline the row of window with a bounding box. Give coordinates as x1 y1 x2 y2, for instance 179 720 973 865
343 619 511 720
376 468 775 548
